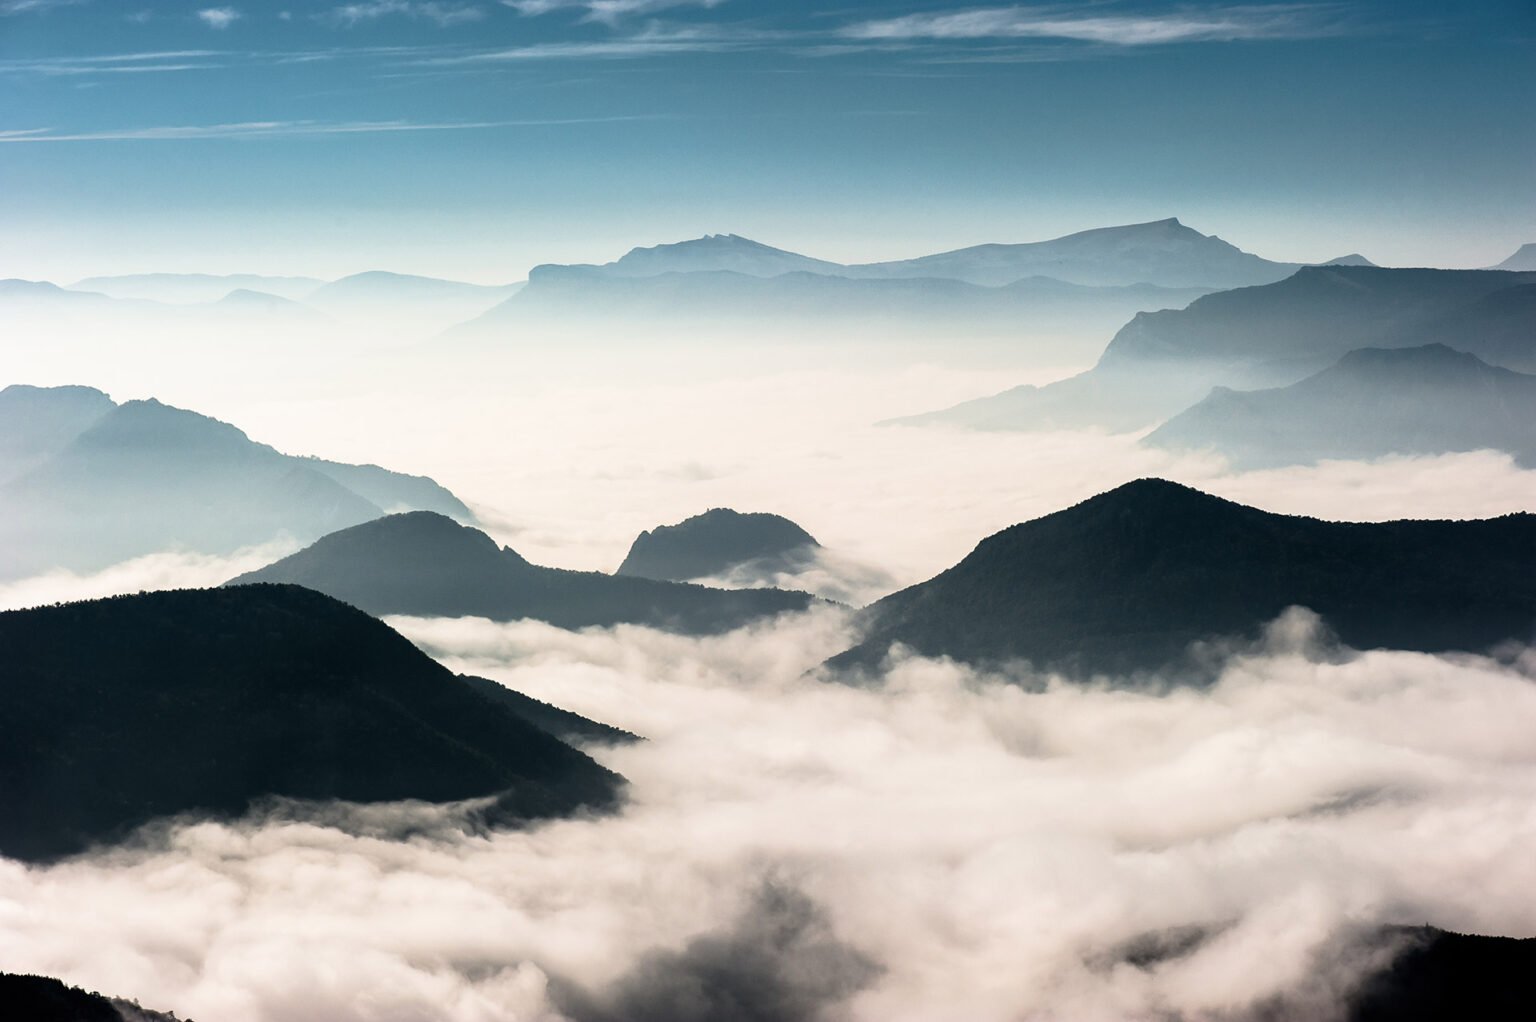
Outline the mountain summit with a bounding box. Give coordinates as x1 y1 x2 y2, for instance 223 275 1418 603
829 479 1536 678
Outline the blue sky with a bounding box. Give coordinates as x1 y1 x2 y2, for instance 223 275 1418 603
1 1 1532 282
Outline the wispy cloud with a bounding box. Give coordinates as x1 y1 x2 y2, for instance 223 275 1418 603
843 4 1339 46
0 51 228 76
325 1 486 27
196 6 242 29
0 0 85 14
0 114 670 143
504 0 725 25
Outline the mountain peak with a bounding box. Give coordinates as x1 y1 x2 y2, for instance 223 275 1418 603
1492 243 1536 271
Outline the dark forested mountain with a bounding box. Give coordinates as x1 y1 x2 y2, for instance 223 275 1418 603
899 266 1536 433
0 387 472 579
0 974 183 1022
1145 345 1536 468
228 511 815 634
1348 927 1536 1021
0 585 624 862
458 675 640 746
616 508 820 583
828 479 1536 678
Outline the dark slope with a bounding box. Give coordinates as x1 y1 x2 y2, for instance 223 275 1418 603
459 675 640 745
0 974 182 1022
900 267 1536 433
617 508 820 583
830 479 1536 678
0 391 474 579
845 218 1303 288
1145 345 1536 468
0 585 623 862
228 512 815 635
1349 927 1536 1021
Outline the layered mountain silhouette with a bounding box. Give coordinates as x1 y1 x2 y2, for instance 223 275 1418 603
900 266 1536 433
1145 345 1536 468
828 479 1536 678
0 386 473 579
0 584 624 863
305 270 519 311
547 219 1335 289
228 511 815 634
69 272 323 304
617 508 820 583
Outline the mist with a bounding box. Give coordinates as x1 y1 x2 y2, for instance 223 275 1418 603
4 606 1535 1021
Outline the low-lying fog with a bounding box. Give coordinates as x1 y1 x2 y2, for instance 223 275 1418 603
5 311 1536 1020
4 610 1536 1021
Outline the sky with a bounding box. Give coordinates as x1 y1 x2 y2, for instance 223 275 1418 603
1 0 1533 282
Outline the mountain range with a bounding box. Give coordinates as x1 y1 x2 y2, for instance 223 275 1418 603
616 508 821 583
1145 344 1536 468
550 219 1366 290
828 479 1536 678
0 584 625 863
0 385 472 579
228 511 817 634
898 266 1536 433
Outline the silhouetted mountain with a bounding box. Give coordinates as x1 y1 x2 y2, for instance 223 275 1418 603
1 278 130 308
899 267 1536 433
1490 243 1536 271
567 233 847 278
829 479 1536 678
1322 253 1376 266
1349 927 1536 1021
0 973 182 1022
0 388 473 579
228 512 816 635
845 218 1309 288
0 584 623 862
1146 345 1536 468
618 508 820 583
70 272 324 304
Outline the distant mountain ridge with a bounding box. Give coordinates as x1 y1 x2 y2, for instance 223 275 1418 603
829 479 1536 678
1490 243 1536 271
0 584 624 862
898 266 1536 433
229 511 817 635
1145 344 1536 468
541 219 1350 290
0 386 473 579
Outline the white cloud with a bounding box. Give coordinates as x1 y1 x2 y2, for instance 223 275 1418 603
844 4 1335 46
0 542 299 612
504 0 726 25
5 609 1536 1020
0 114 666 142
326 1 486 27
0 0 85 14
197 6 242 29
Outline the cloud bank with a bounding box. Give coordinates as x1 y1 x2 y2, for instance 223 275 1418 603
6 607 1535 1020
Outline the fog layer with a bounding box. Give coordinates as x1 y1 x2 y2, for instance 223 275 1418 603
5 608 1536 1021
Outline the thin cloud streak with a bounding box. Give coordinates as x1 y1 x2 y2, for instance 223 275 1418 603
0 114 674 143
324 1 487 27
843 3 1342 46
